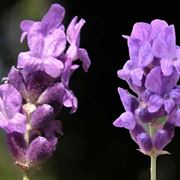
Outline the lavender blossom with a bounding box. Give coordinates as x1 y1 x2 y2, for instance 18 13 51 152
113 19 180 156
0 3 90 178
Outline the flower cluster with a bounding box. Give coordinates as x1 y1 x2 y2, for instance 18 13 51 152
0 4 90 169
113 19 180 155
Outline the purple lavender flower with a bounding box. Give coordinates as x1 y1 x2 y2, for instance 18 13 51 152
18 4 66 78
0 3 90 176
0 84 26 134
114 19 180 156
118 20 180 95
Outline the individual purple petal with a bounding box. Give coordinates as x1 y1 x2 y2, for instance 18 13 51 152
17 52 42 73
0 87 24 134
154 123 175 150
20 20 35 32
117 87 132 111
117 60 132 81
18 53 64 78
8 67 26 97
131 22 151 41
154 129 169 150
170 87 180 105
152 38 167 58
145 67 162 95
42 4 65 31
63 89 78 113
78 48 91 72
43 57 64 78
135 108 153 123
160 58 173 76
62 62 80 87
163 122 175 138
147 94 163 113
6 113 26 134
137 133 153 152
118 87 138 112
141 90 152 102
20 20 34 42
130 68 144 86
24 71 54 102
43 28 66 57
113 111 135 130
31 104 54 129
122 35 129 39
173 59 180 74
37 83 66 112
7 132 26 162
27 136 57 165
150 19 168 40
164 98 175 114
135 106 166 123
138 42 153 67
168 109 180 126
66 44 78 60
20 32 28 43
127 38 141 60
161 70 179 94
0 84 22 118
128 81 145 97
163 25 176 55
67 16 85 46
117 69 130 81
27 22 47 57
0 99 8 130
130 123 146 142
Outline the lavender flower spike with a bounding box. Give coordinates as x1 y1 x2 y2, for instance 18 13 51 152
114 19 180 180
0 3 90 180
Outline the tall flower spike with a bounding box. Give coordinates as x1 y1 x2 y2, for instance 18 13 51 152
0 3 90 180
114 19 180 180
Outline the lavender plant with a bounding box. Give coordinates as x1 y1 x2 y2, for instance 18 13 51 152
113 19 180 180
0 3 90 180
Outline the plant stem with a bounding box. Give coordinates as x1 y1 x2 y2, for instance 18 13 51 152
23 102 36 145
150 154 157 180
23 171 30 180
22 102 36 180
149 124 157 180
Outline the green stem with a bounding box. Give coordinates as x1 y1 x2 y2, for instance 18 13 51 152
150 154 157 180
23 171 30 180
149 123 155 137
21 103 36 180
149 124 157 180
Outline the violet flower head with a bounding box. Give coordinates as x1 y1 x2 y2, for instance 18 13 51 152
0 3 91 172
114 19 180 155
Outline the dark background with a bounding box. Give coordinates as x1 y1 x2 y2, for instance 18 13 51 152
0 0 180 179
